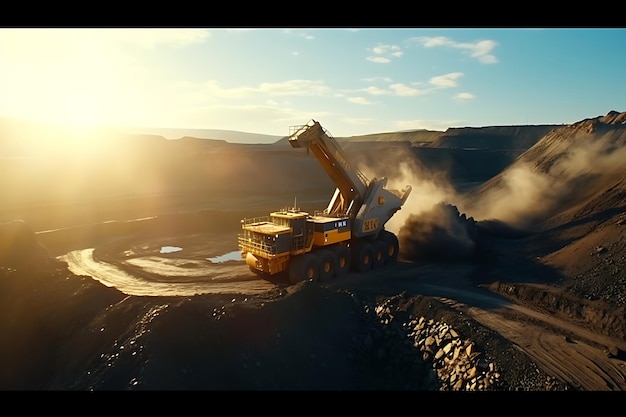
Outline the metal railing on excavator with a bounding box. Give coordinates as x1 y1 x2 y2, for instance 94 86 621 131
240 216 272 230
238 236 277 257
238 233 308 258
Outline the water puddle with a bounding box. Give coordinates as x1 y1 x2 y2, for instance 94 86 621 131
208 250 243 263
160 246 183 254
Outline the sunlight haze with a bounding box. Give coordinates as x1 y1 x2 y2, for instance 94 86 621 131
1 27 625 138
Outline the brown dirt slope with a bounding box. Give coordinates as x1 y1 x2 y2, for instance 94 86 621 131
464 111 626 341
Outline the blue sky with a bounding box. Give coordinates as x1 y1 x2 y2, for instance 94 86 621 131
1 27 625 138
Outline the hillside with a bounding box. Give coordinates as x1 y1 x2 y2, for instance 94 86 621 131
461 110 626 312
431 125 559 150
339 129 443 146
463 110 626 229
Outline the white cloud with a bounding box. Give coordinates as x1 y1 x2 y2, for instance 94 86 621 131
367 43 403 63
190 79 332 100
362 86 390 95
257 80 330 95
357 82 427 97
367 56 391 64
416 36 455 48
362 76 393 83
454 92 475 101
458 39 498 64
372 44 401 55
411 36 498 64
389 83 425 96
430 72 464 88
347 96 372 104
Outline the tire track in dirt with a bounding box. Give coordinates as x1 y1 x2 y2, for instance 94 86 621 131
441 296 626 391
60 248 277 297
331 262 626 391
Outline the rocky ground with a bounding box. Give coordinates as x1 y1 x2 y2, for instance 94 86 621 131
2 204 623 391
0 261 565 391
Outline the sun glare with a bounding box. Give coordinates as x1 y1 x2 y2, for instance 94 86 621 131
9 118 119 161
55 91 105 129
1 29 151 133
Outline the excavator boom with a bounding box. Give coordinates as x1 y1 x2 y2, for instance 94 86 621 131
289 120 370 217
288 119 411 237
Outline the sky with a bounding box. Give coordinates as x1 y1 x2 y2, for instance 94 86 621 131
1 27 626 138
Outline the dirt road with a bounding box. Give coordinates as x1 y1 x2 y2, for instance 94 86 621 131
462 301 626 390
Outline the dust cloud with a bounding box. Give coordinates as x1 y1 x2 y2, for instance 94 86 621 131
354 125 626 262
354 148 460 236
466 130 626 230
385 160 460 236
354 149 478 261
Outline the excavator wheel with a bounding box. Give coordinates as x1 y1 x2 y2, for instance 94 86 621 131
379 230 399 265
288 253 320 284
331 244 351 276
316 249 337 282
372 240 388 269
351 241 373 272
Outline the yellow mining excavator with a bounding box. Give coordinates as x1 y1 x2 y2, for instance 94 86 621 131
238 119 412 284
